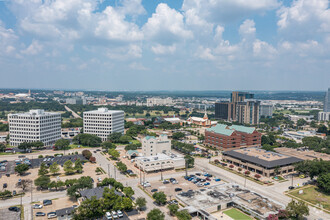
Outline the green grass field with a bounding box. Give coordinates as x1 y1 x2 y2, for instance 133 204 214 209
223 208 253 220
289 186 330 211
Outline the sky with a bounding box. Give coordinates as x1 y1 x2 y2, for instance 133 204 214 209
0 0 329 91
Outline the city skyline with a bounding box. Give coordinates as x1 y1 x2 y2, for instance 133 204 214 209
0 0 329 91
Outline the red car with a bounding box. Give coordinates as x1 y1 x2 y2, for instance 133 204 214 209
206 177 211 181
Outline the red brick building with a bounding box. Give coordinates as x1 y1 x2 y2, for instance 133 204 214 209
205 124 261 151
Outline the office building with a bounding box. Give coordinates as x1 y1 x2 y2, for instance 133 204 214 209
318 112 330 121
260 105 274 118
146 97 173 107
66 97 87 105
83 108 124 141
235 100 260 124
324 88 330 112
231 91 254 102
204 124 261 151
215 102 230 120
8 109 61 146
142 134 171 157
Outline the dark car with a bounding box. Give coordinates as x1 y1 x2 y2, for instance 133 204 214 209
13 190 16 196
3 183 7 188
8 207 20 212
36 212 46 216
163 180 170 184
175 188 182 192
195 173 201 176
5 174 10 177
151 189 158 193
206 177 211 181
43 199 52 206
288 186 295 190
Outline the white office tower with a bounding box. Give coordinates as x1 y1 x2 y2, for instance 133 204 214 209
83 108 124 141
8 109 61 147
318 112 330 121
142 134 171 157
324 88 330 112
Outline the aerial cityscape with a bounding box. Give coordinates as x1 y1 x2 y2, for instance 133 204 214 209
0 1 329 220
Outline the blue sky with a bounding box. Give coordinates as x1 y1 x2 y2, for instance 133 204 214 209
0 0 329 91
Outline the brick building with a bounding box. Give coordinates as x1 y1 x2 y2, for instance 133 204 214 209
204 124 261 151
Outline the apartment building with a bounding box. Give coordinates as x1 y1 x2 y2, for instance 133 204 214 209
8 109 61 146
83 108 124 141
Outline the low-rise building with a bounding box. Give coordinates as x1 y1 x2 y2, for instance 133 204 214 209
205 124 261 151
56 207 74 220
222 147 303 177
135 153 185 173
146 97 173 107
187 112 217 127
282 130 326 143
318 112 330 121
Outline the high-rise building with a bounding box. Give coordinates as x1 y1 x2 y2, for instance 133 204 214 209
324 88 330 112
8 109 61 146
231 91 254 102
260 105 274 118
236 100 260 124
83 108 124 141
318 112 330 121
215 102 229 120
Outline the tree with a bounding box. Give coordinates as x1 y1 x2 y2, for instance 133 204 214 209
147 209 165 220
18 142 32 152
176 210 192 220
54 139 70 150
108 132 122 143
254 174 261 180
32 141 44 149
286 200 309 220
0 190 12 199
108 149 120 160
317 125 328 135
38 162 49 176
168 204 179 216
123 186 134 198
297 118 307 127
152 192 167 205
172 132 185 140
119 135 131 144
89 156 96 163
34 175 51 189
274 166 281 176
16 179 32 191
184 155 194 168
101 141 116 150
49 162 60 175
238 168 242 172
15 163 29 175
136 197 147 211
82 150 92 159
121 197 133 210
0 143 6 152
229 164 234 169
116 162 127 172
48 180 64 191
73 196 103 220
74 159 83 173
73 134 102 147
317 173 330 193
244 171 250 176
64 160 75 175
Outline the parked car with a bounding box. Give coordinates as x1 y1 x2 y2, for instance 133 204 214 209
288 186 295 190
47 212 57 219
117 210 124 218
33 204 43 209
142 182 151 187
151 189 158 193
163 180 170 184
5 174 10 177
13 190 16 196
197 182 204 187
36 212 46 216
204 182 210 186
195 173 201 176
214 178 221 182
18 155 26 158
111 211 118 219
206 177 211 181
175 188 182 192
8 207 20 212
43 200 52 206
3 183 7 188
106 212 112 220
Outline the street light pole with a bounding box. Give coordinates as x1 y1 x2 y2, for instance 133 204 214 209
160 163 163 181
108 164 110 178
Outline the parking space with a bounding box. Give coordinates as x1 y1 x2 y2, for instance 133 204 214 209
0 206 21 220
0 160 15 175
102 209 139 220
31 155 85 168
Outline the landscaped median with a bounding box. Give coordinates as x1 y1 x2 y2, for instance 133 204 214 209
209 161 274 186
286 185 330 214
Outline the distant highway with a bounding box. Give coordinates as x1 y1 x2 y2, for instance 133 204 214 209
64 105 82 119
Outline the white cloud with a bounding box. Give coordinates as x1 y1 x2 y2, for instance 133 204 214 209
151 44 176 55
196 47 216 61
129 62 148 70
239 19 256 37
143 3 193 44
21 40 43 55
0 20 19 57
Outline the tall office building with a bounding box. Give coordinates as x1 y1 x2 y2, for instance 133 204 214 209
215 92 260 124
324 88 330 112
260 105 274 118
83 108 124 141
8 109 61 146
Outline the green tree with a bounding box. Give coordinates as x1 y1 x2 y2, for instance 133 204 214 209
108 149 120 160
38 162 49 176
74 159 83 173
73 196 103 220
176 210 192 220
0 143 6 152
152 192 167 205
34 175 51 189
82 150 92 159
64 160 75 175
32 141 44 149
168 204 179 216
54 139 70 150
121 197 133 210
172 132 185 140
49 162 60 175
119 135 131 144
73 134 102 147
116 161 127 172
123 186 134 198
15 164 29 175
108 132 122 143
136 197 147 211
286 200 309 220
101 141 116 150
184 155 194 168
317 173 330 193
297 118 307 127
48 180 64 191
18 142 32 152
147 208 165 220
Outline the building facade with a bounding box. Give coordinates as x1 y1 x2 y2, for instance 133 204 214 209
83 108 124 141
318 112 330 121
8 109 61 147
324 88 330 112
142 134 171 157
205 124 261 151
260 105 274 118
146 97 173 107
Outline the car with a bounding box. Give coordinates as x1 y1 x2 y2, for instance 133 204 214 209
195 173 201 176
200 179 206 182
197 182 204 187
117 210 124 218
5 173 10 177
105 212 112 220
36 212 46 216
175 188 182 192
163 180 170 184
13 190 16 196
93 151 97 153
43 199 52 206
288 186 295 190
33 204 43 209
18 155 26 158
184 176 189 180
142 182 151 187
97 177 102 182
206 177 211 181
3 183 7 188
214 178 221 182
47 212 57 219
151 189 158 193
8 207 20 212
96 149 101 151
111 211 118 219
43 158 47 162
47 158 51 162
18 179 22 183
204 182 210 186
56 154 63 157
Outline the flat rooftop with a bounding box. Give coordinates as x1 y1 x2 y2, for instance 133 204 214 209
275 147 330 161
83 108 123 114
8 109 60 116
136 153 184 162
223 147 303 168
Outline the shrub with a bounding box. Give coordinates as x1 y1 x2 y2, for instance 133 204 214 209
244 171 250 175
82 150 92 159
38 155 43 158
254 174 261 179
238 168 242 172
229 164 234 169
89 156 96 163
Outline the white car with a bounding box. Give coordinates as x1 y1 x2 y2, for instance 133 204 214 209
117 210 123 218
33 204 43 209
111 211 118 219
97 177 102 182
47 212 57 219
105 212 112 220
142 182 151 187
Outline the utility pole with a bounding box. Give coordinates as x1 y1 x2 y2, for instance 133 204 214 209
291 174 293 187
244 175 247 188
108 164 110 178
160 163 163 181
140 166 142 184
31 180 33 203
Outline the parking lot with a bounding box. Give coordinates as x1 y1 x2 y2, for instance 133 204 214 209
31 155 85 168
0 160 15 175
0 206 21 220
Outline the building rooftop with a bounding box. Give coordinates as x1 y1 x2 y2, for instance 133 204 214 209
206 124 234 136
126 150 139 156
223 147 303 168
136 153 184 162
55 207 74 217
8 109 60 117
229 125 256 134
83 108 124 114
79 186 123 199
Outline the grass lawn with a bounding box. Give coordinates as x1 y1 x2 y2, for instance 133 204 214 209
223 208 253 220
288 186 330 211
